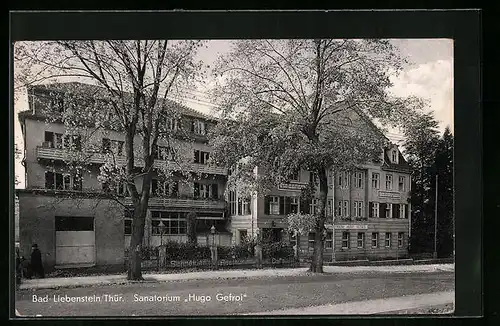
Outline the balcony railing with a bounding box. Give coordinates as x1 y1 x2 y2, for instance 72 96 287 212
36 146 228 175
124 197 226 209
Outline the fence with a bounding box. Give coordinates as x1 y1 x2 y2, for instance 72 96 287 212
125 243 297 271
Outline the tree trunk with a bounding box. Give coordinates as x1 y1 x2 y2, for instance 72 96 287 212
309 167 328 273
127 203 147 280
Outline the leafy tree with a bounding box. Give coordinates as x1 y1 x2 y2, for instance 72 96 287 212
14 40 204 280
209 39 424 272
434 127 454 257
403 112 440 254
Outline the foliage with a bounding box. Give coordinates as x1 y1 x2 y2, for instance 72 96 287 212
262 241 295 259
283 213 317 237
14 40 205 280
160 241 211 260
209 39 425 272
217 244 254 260
404 115 454 257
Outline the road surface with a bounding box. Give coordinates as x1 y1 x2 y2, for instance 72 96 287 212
15 270 454 316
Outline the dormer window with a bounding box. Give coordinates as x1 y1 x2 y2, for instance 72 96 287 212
391 149 399 164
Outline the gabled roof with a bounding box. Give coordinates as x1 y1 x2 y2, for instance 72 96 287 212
28 82 217 122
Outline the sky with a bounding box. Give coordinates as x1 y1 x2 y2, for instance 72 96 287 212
13 39 453 189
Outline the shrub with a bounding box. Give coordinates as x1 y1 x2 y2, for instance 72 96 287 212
217 244 254 260
125 246 158 260
160 241 211 261
262 242 294 259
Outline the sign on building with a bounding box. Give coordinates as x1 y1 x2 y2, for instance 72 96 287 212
278 183 307 191
334 224 368 230
378 191 401 199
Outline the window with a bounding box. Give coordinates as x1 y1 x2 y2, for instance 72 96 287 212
290 233 297 247
229 190 237 216
194 183 218 199
371 233 378 248
192 120 206 135
269 196 280 215
310 199 319 215
152 179 178 197
342 232 350 249
386 174 393 190
354 171 364 188
391 150 399 164
325 231 333 249
44 132 80 150
387 203 393 218
370 202 380 218
102 138 111 153
237 198 251 215
240 230 248 243
353 201 363 218
372 172 380 189
154 145 174 160
338 171 350 188
45 171 81 191
168 118 179 131
357 233 365 248
151 211 186 235
401 204 408 219
124 219 132 235
398 232 404 248
290 170 300 182
308 232 315 249
290 197 299 214
398 176 406 192
342 200 349 217
337 200 343 216
385 232 392 247
194 150 210 164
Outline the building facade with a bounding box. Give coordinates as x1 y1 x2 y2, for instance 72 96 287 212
16 82 411 270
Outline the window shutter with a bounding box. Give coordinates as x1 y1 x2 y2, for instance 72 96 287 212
394 204 400 218
238 199 242 215
264 196 270 215
191 121 195 132
300 198 311 214
285 197 291 215
369 202 373 218
404 205 409 219
193 150 199 163
194 183 200 198
279 196 285 215
380 203 386 218
212 184 218 199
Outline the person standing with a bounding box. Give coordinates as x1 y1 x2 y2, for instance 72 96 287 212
30 244 44 278
15 247 22 284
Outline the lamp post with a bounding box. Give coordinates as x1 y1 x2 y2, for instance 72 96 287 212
211 225 216 246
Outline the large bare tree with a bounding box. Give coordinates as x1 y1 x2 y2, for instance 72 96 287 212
14 40 204 279
209 39 425 273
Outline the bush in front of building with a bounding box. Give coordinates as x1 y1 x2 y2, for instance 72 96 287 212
125 246 159 261
262 241 294 259
161 241 211 261
217 244 254 260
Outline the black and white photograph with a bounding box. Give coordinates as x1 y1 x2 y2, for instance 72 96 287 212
13 36 455 316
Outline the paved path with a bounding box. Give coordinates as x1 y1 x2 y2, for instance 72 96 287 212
19 264 454 290
246 291 454 315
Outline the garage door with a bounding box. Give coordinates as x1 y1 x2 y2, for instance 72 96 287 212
55 216 95 266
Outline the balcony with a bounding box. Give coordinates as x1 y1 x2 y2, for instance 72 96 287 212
36 146 228 175
123 197 226 210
